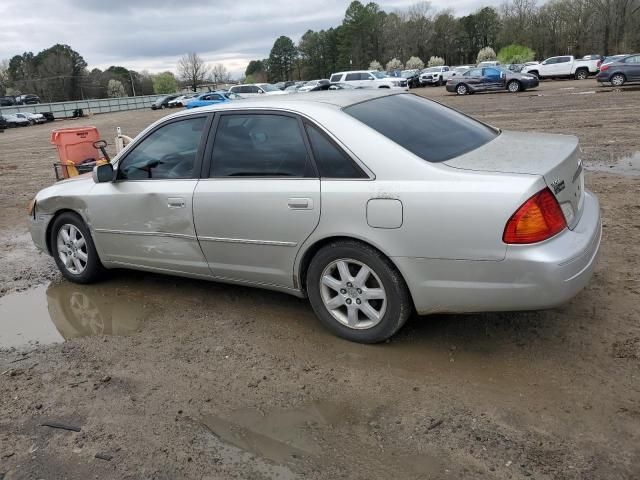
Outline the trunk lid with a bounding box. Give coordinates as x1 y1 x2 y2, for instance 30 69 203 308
444 130 585 228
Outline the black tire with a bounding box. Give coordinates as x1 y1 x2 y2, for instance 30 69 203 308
456 83 469 95
529 71 539 79
507 80 521 93
306 240 412 344
611 73 625 87
50 212 105 284
575 69 588 80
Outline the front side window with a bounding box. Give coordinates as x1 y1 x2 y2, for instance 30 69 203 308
118 117 206 180
344 94 498 163
305 124 365 178
484 68 501 78
210 114 311 177
544 57 557 65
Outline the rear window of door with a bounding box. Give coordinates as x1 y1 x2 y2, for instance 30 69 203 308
210 114 312 177
345 73 360 81
466 68 482 77
118 117 206 180
558 57 571 63
344 94 497 163
305 124 366 178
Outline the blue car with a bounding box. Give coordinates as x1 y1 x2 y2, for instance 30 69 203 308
185 92 229 109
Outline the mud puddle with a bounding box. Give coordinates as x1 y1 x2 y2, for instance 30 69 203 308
202 401 350 464
586 151 640 176
0 280 144 349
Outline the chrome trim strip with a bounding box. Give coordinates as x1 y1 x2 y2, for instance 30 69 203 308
198 236 297 247
94 228 196 240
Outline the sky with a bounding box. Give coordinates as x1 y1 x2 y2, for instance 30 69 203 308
0 0 495 78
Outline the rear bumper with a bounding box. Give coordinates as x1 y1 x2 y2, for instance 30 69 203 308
394 190 601 315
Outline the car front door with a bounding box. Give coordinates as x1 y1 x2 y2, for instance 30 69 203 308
483 67 505 89
539 57 556 76
193 112 320 288
86 115 212 276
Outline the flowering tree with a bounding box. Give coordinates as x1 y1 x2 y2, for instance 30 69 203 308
368 60 383 71
427 56 445 67
385 58 403 71
405 56 425 69
476 47 497 63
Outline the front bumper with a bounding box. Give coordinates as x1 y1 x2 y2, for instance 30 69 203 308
522 78 539 88
29 212 54 254
394 190 601 315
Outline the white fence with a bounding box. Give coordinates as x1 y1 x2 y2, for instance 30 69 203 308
0 94 165 118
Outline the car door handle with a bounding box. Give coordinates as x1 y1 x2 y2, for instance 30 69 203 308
287 198 313 210
167 197 185 209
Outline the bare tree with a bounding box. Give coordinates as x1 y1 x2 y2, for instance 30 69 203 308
211 63 230 85
178 53 209 92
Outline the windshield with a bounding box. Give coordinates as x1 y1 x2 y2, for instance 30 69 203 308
371 71 386 79
259 84 279 92
423 67 440 73
344 94 498 163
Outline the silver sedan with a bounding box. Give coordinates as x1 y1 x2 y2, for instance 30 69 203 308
29 91 601 343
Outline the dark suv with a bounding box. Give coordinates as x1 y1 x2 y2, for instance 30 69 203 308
0 96 15 106
14 94 41 105
151 95 178 110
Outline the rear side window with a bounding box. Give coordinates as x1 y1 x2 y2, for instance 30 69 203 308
345 73 360 81
330 74 342 82
210 114 311 177
344 94 498 163
305 124 366 178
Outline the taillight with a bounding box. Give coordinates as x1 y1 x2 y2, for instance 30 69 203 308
596 60 601 69
600 64 609 72
503 188 567 244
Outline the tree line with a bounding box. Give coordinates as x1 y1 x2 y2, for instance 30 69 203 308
0 46 232 102
247 0 640 82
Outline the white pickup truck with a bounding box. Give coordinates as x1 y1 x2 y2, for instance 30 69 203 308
521 55 600 80
419 66 454 86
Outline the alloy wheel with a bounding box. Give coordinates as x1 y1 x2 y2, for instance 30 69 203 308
319 258 387 330
457 84 468 95
56 224 89 274
611 74 625 87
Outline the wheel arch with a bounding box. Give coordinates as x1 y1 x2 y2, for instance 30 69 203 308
295 235 414 304
45 208 88 255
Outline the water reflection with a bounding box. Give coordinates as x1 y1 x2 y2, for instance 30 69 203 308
0 280 143 348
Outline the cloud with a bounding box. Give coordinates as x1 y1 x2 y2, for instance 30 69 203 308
0 0 506 78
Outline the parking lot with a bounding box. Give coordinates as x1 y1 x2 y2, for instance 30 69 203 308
1 79 639 479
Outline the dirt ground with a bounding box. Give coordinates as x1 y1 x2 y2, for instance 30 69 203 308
1 80 639 480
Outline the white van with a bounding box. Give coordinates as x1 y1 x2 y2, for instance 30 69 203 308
329 71 407 90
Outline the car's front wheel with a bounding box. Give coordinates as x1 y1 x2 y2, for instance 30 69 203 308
507 80 521 93
50 212 105 284
306 241 412 343
456 84 469 95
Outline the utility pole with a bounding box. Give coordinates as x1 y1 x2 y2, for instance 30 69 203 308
129 71 136 96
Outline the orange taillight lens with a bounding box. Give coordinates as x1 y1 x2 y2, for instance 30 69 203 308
503 188 567 244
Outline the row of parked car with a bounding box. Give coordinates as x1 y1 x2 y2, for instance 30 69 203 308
0 94 41 106
0 111 53 132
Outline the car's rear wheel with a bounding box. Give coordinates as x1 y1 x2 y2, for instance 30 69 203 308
575 69 588 80
611 73 625 87
50 212 105 284
456 84 469 95
306 241 412 343
507 80 521 93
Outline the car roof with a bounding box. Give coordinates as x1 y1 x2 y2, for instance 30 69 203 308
164 89 398 119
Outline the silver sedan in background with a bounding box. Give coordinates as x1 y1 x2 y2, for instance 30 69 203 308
29 91 601 343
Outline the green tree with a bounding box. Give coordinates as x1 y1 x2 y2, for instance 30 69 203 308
152 71 178 94
268 36 298 81
497 44 535 63
338 1 385 70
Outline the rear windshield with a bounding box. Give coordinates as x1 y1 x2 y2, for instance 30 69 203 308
343 94 498 163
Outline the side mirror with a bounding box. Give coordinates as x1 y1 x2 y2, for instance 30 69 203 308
93 163 114 183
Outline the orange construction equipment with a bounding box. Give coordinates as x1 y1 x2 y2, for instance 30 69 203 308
50 126 108 180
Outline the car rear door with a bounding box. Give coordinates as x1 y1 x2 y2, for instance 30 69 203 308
87 114 212 275
192 111 320 288
465 68 484 90
624 55 640 80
